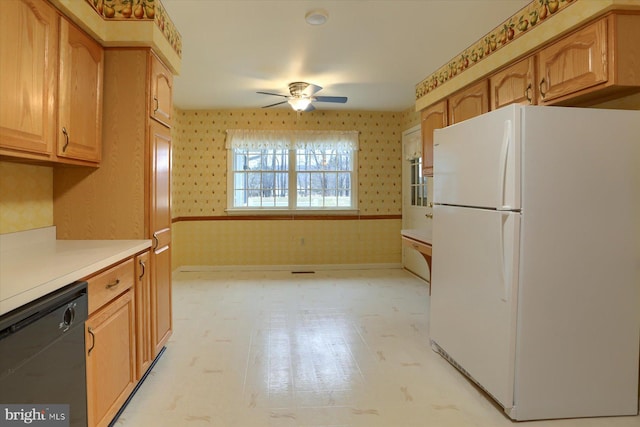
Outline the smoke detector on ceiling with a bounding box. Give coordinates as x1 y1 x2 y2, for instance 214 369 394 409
305 9 328 25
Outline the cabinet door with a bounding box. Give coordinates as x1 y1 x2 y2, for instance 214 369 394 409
490 57 536 109
150 120 172 356
152 244 172 356
448 80 489 124
135 251 153 379
57 18 103 163
86 289 136 427
420 101 447 177
537 19 607 104
0 0 57 158
149 53 173 127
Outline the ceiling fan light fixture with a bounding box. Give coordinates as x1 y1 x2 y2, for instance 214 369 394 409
305 9 328 25
288 97 312 111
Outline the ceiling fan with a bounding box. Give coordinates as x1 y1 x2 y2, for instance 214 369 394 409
257 82 347 112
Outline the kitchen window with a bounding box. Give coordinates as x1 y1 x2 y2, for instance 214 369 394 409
226 130 358 213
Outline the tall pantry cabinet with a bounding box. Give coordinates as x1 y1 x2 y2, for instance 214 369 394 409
54 48 173 359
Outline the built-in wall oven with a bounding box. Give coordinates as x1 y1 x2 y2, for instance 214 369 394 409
0 281 88 427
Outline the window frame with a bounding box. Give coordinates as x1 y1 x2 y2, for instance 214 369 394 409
226 146 359 215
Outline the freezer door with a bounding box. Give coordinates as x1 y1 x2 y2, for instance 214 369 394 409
433 104 520 210
430 205 520 409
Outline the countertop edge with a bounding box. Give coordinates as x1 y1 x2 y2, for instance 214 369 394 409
0 238 151 317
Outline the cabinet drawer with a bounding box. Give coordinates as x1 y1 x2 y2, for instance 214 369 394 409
88 258 134 314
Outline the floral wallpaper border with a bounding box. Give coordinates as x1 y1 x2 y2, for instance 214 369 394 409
84 0 182 57
416 0 577 99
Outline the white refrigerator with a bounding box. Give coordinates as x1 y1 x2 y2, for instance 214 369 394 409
430 105 640 421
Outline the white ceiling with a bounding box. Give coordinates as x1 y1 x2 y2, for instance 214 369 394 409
162 0 530 112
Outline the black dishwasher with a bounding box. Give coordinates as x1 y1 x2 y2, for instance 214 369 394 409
0 281 88 427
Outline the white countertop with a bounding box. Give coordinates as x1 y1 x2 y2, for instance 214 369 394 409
0 227 151 316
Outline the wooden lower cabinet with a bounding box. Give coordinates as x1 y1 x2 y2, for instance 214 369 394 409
152 244 172 356
135 251 153 379
85 288 136 427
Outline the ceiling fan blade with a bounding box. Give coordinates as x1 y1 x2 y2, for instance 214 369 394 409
303 103 316 112
314 96 348 104
257 91 288 98
301 83 322 96
262 100 288 108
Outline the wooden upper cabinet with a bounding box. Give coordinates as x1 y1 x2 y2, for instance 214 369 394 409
538 12 640 105
448 80 489 125
538 18 608 104
420 101 447 177
57 18 103 164
0 0 58 158
149 53 173 127
490 57 536 109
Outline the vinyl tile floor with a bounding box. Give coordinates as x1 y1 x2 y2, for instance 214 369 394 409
115 269 639 427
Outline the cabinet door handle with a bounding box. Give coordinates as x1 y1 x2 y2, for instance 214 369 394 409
153 97 159 113
106 279 120 289
525 83 532 104
425 212 433 219
87 327 95 355
539 78 547 99
153 233 159 250
62 127 69 152
139 260 146 280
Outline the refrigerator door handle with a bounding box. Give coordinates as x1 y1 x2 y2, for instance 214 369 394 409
499 212 512 302
497 120 512 211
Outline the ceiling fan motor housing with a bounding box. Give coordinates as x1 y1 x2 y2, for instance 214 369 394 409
289 82 310 97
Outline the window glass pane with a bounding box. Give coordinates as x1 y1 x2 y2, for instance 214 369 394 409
409 158 428 207
231 148 289 208
231 146 355 210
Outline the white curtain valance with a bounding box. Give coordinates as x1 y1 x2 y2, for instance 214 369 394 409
225 129 359 151
404 130 422 160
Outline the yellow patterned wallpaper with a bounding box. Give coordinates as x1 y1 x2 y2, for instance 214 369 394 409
172 219 402 268
172 108 409 218
0 161 53 234
171 107 417 268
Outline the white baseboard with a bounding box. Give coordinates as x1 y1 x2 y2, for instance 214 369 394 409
174 263 403 273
